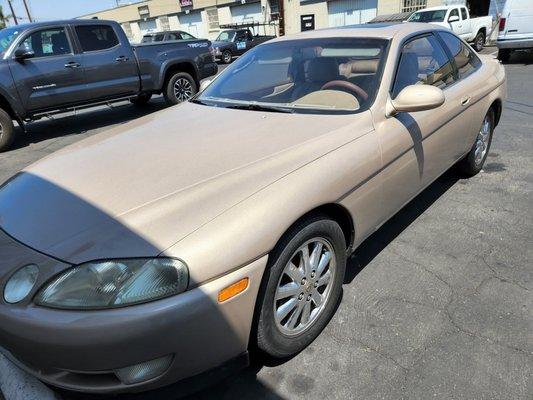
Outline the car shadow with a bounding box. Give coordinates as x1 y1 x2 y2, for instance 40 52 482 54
9 98 168 152
500 49 533 65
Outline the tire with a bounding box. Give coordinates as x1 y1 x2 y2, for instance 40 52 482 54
222 50 232 64
456 108 495 177
474 31 485 52
0 108 15 153
163 72 197 106
256 214 347 358
130 93 152 106
497 49 511 62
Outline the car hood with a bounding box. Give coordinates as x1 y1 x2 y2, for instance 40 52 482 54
0 102 373 264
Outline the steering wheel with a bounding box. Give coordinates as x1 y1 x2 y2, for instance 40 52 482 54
321 80 369 102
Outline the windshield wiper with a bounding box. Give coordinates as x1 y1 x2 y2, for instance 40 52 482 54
225 103 292 113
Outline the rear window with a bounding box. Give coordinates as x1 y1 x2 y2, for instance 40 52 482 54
76 25 119 52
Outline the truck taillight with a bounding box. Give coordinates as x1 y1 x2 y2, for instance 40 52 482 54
499 17 506 32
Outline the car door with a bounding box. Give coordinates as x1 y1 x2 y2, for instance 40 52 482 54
74 23 139 99
436 31 485 152
8 26 86 112
375 33 471 220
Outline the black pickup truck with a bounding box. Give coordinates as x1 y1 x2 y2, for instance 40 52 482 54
0 19 217 151
211 28 275 64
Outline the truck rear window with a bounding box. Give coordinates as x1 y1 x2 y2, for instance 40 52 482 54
76 25 119 52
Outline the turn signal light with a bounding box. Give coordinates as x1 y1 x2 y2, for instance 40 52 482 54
218 278 249 303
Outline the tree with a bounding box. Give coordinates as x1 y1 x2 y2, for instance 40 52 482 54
0 5 12 29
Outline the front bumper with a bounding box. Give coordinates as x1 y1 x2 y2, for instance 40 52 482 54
0 229 267 394
497 38 533 49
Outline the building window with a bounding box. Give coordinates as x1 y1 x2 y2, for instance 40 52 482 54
159 15 170 31
138 5 150 19
206 7 219 31
121 22 133 39
402 0 427 13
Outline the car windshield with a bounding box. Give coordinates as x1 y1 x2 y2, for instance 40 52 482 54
408 10 447 22
198 37 388 114
0 27 22 55
216 31 235 42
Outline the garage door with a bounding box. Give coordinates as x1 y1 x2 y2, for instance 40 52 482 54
138 19 158 36
328 0 377 27
231 2 262 24
178 11 205 38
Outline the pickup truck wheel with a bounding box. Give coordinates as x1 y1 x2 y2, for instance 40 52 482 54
222 50 232 64
0 108 15 153
255 214 346 358
130 93 152 106
164 72 197 106
474 31 485 52
497 49 511 62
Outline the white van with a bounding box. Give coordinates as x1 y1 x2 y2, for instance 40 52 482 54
497 0 533 61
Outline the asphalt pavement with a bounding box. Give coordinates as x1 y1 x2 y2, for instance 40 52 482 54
0 51 531 400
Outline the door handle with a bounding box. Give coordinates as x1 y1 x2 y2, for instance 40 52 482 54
461 96 471 106
115 56 129 62
64 61 81 68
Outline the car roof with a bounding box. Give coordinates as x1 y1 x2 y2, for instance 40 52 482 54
270 22 444 42
414 5 462 12
143 30 185 36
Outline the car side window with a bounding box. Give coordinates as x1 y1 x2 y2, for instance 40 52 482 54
75 25 119 52
235 32 247 42
20 28 71 58
449 8 459 21
166 33 179 41
392 35 456 98
460 7 468 20
154 34 165 42
437 31 481 79
180 32 194 40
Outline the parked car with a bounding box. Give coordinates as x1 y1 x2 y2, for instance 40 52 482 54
141 30 197 43
407 5 493 51
496 0 533 61
0 20 217 152
211 28 275 63
0 23 505 395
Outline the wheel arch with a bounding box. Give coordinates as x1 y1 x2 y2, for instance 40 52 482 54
162 61 200 90
490 98 503 126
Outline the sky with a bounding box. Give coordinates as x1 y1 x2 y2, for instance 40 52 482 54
0 0 142 25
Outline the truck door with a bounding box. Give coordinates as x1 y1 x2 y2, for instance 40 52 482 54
8 26 86 112
459 7 472 40
74 24 139 99
234 30 250 55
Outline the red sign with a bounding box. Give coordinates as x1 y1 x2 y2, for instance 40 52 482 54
180 0 193 6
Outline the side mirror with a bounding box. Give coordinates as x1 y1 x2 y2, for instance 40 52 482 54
387 85 445 116
14 47 35 62
199 79 212 92
448 15 460 23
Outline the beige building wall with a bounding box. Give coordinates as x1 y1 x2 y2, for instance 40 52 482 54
80 0 447 42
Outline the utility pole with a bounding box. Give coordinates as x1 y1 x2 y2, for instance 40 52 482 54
7 0 18 25
22 0 33 22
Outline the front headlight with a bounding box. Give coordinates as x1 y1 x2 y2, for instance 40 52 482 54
35 258 188 309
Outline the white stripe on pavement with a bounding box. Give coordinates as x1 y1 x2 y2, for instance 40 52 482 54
0 354 59 400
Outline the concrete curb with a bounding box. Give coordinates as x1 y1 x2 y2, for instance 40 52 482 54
0 354 59 400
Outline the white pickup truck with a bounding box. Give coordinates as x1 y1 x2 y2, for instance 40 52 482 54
407 5 493 51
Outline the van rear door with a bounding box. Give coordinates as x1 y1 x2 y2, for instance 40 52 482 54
504 0 533 37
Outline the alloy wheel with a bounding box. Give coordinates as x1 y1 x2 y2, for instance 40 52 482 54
173 78 193 102
475 114 491 165
273 238 336 336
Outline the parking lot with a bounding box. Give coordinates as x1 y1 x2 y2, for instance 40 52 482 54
0 49 532 400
